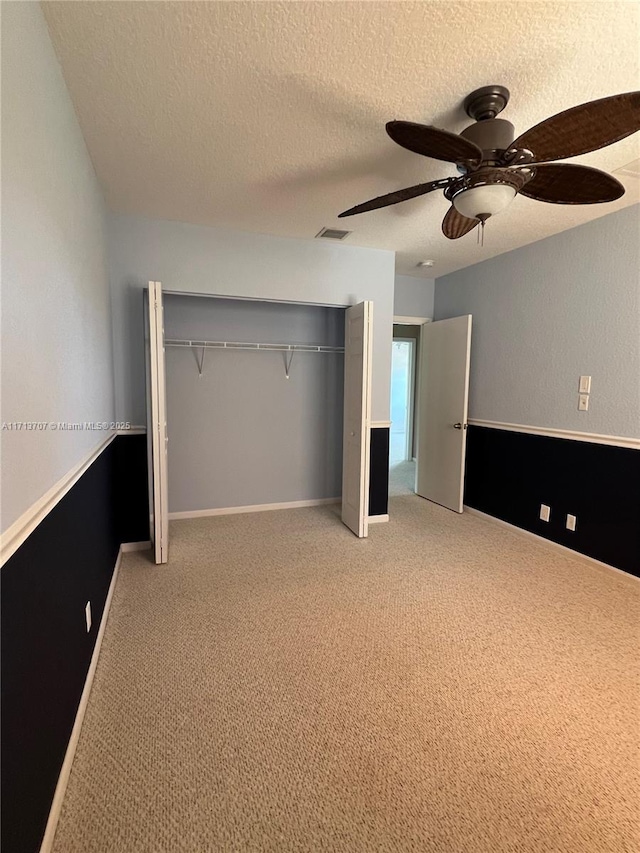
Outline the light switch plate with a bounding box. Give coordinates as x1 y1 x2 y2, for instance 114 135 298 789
578 394 589 411
579 375 591 393
540 504 551 522
566 514 577 532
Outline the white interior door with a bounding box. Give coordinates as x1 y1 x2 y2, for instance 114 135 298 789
415 315 472 513
342 301 373 538
145 281 169 563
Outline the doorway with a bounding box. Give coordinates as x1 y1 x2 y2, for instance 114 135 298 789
390 339 414 463
388 314 473 513
389 323 421 496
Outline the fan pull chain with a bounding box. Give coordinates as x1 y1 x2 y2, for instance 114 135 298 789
476 216 487 246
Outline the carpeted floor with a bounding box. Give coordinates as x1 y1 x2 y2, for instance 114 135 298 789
52 496 639 853
389 459 415 496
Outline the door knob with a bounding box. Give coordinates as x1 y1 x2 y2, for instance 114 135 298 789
453 422 463 430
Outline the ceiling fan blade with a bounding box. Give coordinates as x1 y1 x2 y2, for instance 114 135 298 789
518 163 625 204
386 121 482 166
510 91 640 163
442 206 479 239
338 177 452 217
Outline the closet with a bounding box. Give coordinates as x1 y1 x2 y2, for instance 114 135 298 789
145 283 373 562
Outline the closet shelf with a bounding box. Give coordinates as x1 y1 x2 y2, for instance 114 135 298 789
165 339 344 379
165 339 344 353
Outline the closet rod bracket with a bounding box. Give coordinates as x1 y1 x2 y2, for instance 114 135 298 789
284 350 295 379
195 346 206 378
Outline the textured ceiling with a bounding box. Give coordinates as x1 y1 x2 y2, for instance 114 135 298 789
43 1 640 278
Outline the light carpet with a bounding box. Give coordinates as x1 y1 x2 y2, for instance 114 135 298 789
389 460 416 496
52 496 639 852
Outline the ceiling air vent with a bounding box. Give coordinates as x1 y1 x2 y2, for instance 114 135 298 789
315 227 352 241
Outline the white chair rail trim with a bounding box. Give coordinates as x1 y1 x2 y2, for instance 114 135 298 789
1 432 116 566
468 419 640 450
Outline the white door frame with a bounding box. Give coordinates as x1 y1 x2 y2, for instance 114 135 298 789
393 316 431 326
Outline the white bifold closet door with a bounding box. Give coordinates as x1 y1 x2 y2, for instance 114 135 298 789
342 301 373 538
415 314 472 513
144 281 169 564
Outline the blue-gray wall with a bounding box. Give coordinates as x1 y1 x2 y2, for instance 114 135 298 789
434 205 640 439
394 274 434 319
164 295 344 512
1 2 115 533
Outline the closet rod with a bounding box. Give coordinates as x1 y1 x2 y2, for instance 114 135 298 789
165 339 344 353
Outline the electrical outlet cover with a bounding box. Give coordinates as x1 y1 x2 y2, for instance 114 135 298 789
540 504 551 522
566 514 577 532
85 601 92 633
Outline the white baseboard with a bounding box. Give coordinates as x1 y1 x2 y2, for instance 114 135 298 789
39 545 123 853
368 514 389 524
464 506 638 582
121 540 151 552
169 497 341 520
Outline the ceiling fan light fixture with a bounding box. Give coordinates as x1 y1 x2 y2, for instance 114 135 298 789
452 183 516 220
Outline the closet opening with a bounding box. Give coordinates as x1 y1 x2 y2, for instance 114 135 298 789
145 283 375 560
162 293 346 523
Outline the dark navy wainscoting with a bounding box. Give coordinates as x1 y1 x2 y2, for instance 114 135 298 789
1 434 149 853
369 427 390 517
464 426 640 577
114 433 150 544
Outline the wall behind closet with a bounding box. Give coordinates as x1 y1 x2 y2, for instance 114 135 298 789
164 296 344 512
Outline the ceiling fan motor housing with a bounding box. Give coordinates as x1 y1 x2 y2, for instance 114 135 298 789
460 118 515 165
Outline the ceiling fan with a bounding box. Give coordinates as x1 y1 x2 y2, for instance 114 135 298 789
338 86 640 240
